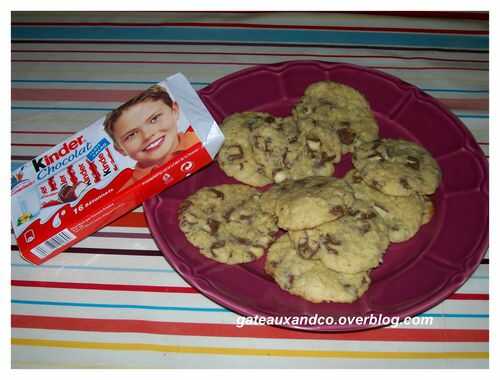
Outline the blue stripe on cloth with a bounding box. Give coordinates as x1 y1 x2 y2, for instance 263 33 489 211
10 262 489 279
457 114 489 119
12 26 489 50
420 88 488 93
11 299 490 318
12 79 159 85
11 299 228 312
420 313 489 318
11 263 177 273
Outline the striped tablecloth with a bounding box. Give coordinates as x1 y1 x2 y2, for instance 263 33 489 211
11 11 489 369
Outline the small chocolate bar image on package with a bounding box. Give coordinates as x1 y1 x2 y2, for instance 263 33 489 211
11 73 224 265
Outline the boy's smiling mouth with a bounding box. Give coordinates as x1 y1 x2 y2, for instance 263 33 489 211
142 136 165 152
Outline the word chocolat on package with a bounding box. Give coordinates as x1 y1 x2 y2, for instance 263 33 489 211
11 73 224 265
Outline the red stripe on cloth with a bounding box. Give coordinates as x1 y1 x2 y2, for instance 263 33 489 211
10 59 490 71
11 315 489 342
11 280 198 293
12 39 488 55
10 89 489 111
438 98 489 111
11 280 489 301
11 130 74 135
448 293 489 300
12 88 142 102
11 49 490 63
14 130 490 140
347 11 489 21
13 143 53 147
11 39 488 54
370 66 487 71
11 21 489 35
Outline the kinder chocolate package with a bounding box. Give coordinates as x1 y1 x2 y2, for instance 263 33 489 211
11 73 224 265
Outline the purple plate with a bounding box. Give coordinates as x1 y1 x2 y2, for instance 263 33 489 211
143 61 488 331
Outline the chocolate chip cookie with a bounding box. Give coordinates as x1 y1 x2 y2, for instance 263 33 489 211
217 112 275 187
249 115 303 183
260 176 355 230
345 169 427 243
288 213 389 274
218 111 342 186
178 184 278 264
294 81 373 115
263 119 341 182
255 116 343 183
352 139 442 196
265 234 371 303
292 81 379 153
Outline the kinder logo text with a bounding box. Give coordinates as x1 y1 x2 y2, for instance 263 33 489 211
32 136 93 180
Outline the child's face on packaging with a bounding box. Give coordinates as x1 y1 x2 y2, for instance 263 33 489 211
113 99 180 168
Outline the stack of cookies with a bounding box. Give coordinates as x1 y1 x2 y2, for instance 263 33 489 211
177 80 442 304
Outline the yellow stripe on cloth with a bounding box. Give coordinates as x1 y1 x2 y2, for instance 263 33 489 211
12 338 489 360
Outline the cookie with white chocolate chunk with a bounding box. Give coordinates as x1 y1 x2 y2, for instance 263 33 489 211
217 112 341 186
288 212 390 274
249 115 302 182
344 169 427 243
352 139 441 196
260 176 355 230
217 112 276 187
178 184 278 264
265 233 371 303
292 81 379 153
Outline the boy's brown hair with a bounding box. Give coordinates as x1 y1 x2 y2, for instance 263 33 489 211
104 84 175 144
